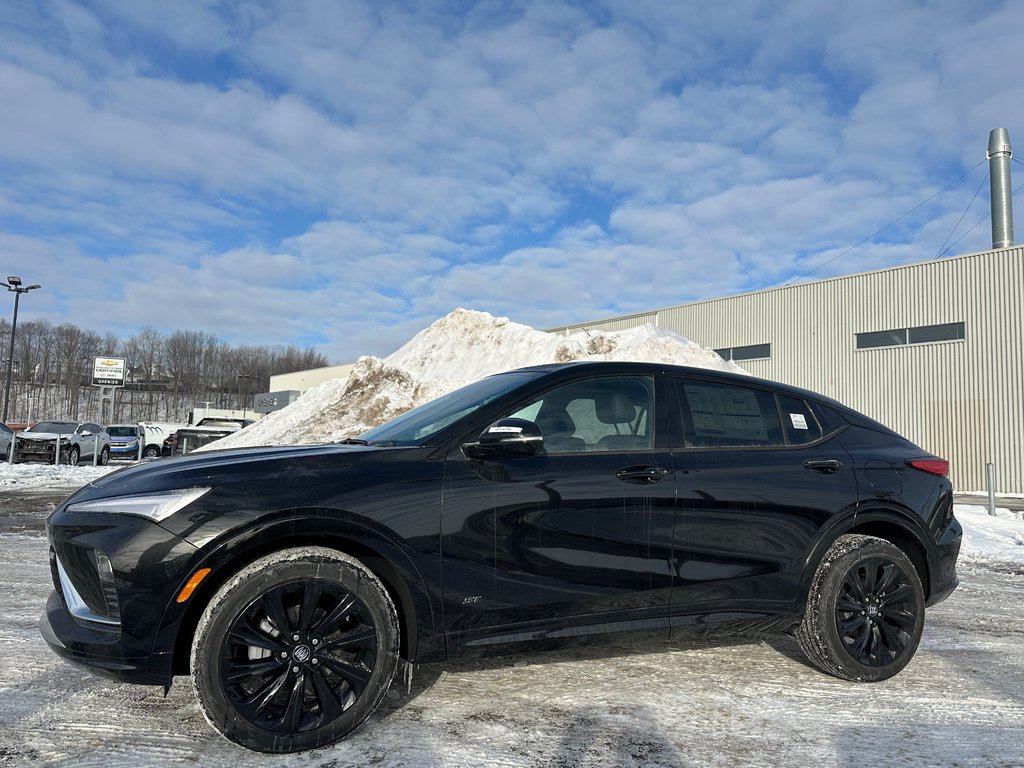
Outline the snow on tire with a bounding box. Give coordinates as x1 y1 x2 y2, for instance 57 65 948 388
190 547 400 753
797 534 925 682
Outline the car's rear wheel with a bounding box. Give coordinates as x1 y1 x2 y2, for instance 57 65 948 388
99 446 110 465
797 534 925 681
191 547 400 753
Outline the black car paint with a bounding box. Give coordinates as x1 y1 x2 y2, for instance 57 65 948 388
41 362 961 687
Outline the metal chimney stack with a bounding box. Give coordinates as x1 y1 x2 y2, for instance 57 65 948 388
987 127 1014 249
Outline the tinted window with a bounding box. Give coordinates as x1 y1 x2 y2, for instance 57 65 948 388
507 375 654 453
714 343 771 361
856 329 907 349
677 380 782 448
777 396 823 445
908 322 965 343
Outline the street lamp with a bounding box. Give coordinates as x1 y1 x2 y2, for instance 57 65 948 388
3 276 41 423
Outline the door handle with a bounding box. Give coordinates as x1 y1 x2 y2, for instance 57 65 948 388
803 459 843 473
616 466 668 484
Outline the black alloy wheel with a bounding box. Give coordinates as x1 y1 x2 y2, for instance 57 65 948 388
191 548 400 752
835 555 919 667
797 534 925 681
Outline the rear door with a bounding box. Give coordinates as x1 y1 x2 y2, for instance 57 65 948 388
669 376 860 619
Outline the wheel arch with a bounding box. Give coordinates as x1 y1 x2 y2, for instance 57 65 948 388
168 515 438 677
799 504 934 607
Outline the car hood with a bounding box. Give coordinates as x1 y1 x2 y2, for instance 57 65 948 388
19 431 76 440
72 442 399 499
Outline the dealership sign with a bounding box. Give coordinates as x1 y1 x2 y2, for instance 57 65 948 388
92 357 127 387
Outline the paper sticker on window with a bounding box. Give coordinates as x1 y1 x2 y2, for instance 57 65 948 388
790 413 808 430
489 425 523 434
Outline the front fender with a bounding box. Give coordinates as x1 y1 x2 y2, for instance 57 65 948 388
156 508 443 675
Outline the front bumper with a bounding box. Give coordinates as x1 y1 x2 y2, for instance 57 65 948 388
40 508 203 686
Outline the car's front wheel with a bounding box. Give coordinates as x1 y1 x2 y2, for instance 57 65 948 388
191 547 400 753
143 445 160 459
797 534 925 681
63 446 80 466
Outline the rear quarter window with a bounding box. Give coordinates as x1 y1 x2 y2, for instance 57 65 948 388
777 395 823 445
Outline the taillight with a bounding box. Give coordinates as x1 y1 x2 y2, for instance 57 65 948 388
907 457 949 477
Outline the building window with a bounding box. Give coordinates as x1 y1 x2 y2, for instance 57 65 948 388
714 343 771 361
856 322 965 350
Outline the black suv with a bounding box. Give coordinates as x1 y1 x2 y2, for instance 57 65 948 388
41 362 960 752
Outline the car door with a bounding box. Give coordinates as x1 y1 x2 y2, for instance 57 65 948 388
441 371 677 649
78 423 99 459
669 376 860 621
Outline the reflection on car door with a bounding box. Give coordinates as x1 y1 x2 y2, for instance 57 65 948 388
669 377 860 622
441 373 677 649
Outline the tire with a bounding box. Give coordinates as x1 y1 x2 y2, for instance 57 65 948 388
191 547 400 753
797 534 925 681
65 446 80 466
99 446 110 465
143 445 160 459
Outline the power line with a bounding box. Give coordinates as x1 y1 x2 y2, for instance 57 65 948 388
934 170 988 259
939 178 1024 256
785 159 987 285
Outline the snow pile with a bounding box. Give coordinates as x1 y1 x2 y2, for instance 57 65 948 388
956 505 1024 566
212 308 746 448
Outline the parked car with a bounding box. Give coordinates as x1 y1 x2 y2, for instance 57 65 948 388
41 362 961 752
0 422 13 461
170 417 254 454
106 423 186 460
16 420 110 465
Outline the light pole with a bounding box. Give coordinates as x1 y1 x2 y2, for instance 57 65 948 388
236 374 256 417
3 277 41 424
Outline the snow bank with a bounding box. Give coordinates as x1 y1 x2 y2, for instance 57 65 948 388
956 505 1024 566
0 463 118 491
212 308 746 448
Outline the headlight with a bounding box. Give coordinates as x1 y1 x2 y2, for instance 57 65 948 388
66 488 211 522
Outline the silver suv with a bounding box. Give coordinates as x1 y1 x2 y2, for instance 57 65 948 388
15 420 111 465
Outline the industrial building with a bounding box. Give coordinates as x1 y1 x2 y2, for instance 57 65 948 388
554 129 1022 493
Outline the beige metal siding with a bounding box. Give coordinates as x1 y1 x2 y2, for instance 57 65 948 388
557 246 1024 492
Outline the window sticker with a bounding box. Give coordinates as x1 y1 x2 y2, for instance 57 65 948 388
790 413 808 430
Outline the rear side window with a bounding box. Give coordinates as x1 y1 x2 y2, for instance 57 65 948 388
677 380 783 448
777 396 823 445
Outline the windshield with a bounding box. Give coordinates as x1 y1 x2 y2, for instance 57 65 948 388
29 421 78 433
359 370 542 445
107 426 138 437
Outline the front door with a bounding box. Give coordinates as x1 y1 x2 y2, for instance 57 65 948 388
441 373 677 649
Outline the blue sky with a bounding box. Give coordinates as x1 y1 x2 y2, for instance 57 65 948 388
1 0 1022 363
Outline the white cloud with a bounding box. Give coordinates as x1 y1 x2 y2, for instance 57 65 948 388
0 0 1020 362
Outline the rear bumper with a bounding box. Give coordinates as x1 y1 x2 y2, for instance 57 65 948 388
926 517 962 607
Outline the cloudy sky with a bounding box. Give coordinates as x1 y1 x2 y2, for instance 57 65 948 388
2 1 1022 363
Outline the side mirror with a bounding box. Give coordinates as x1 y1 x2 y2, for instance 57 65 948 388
462 418 543 459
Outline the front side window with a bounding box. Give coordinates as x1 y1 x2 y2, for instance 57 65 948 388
506 375 655 453
677 379 782 448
